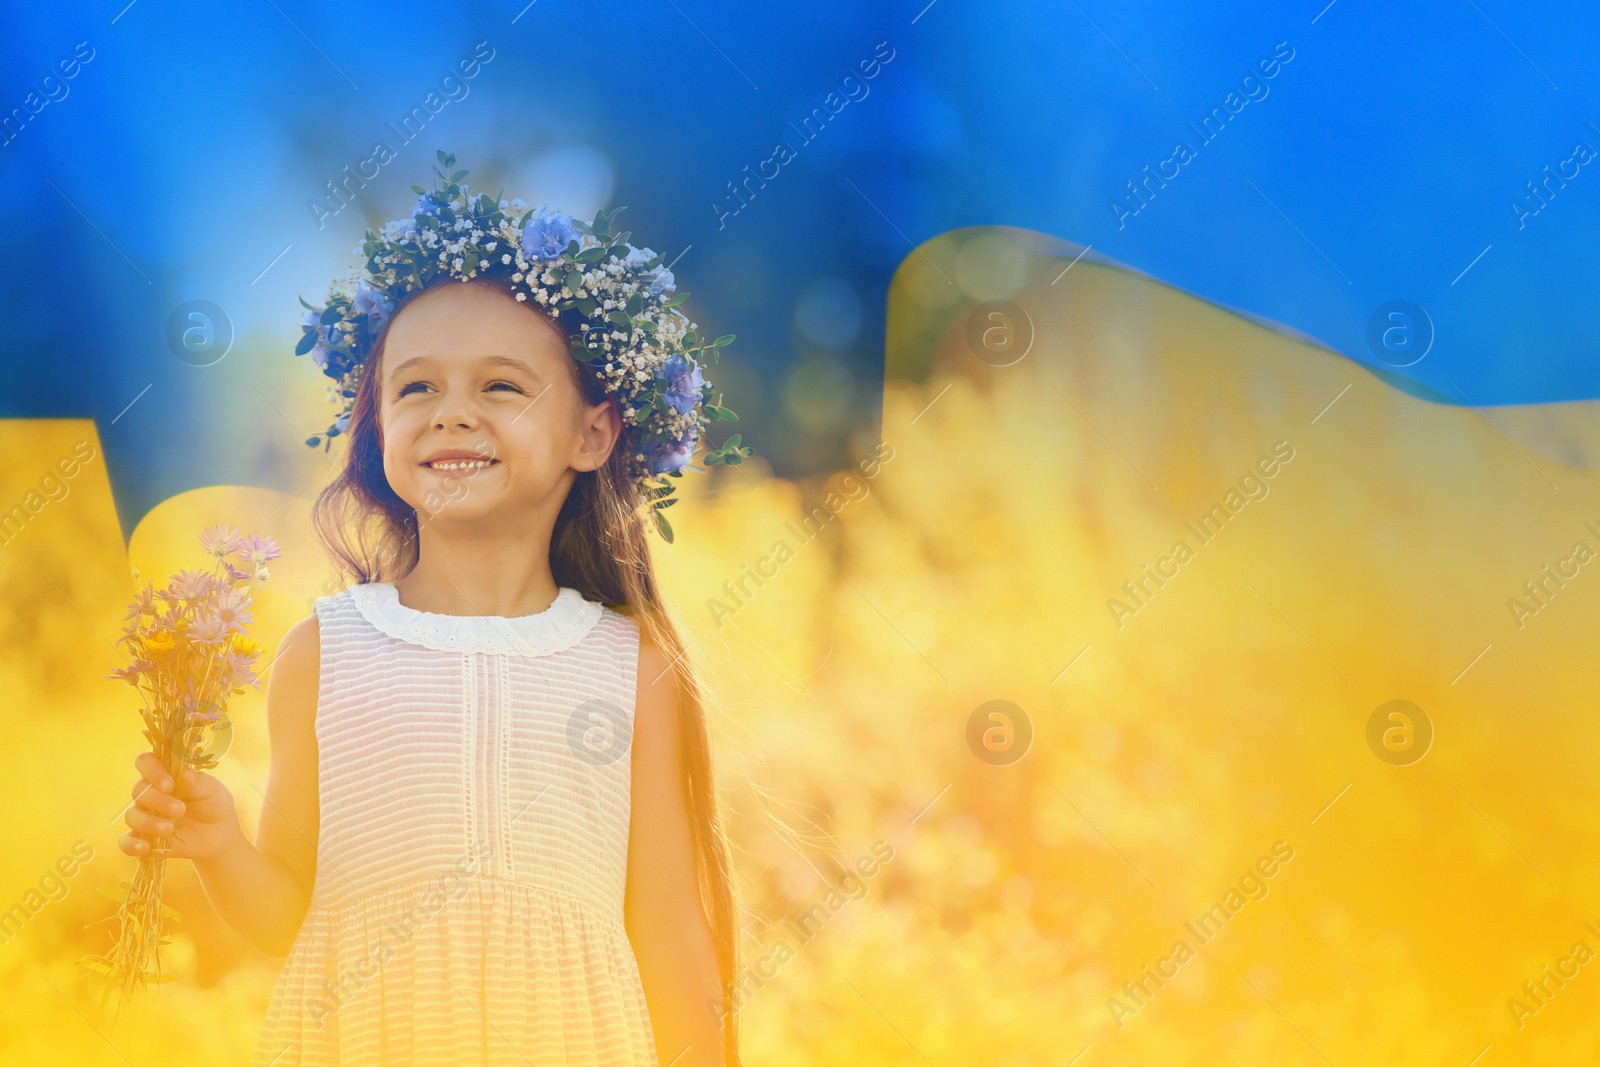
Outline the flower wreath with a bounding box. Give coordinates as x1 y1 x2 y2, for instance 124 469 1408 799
294 150 752 542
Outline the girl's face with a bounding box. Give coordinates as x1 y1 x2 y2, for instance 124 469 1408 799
376 280 620 528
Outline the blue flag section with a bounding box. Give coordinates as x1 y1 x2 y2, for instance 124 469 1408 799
2 0 1596 542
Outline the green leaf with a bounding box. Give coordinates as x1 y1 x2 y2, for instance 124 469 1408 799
722 433 742 449
451 169 469 182
625 292 643 317
712 334 735 348
576 246 606 264
294 331 317 356
297 295 324 313
655 496 678 508
575 297 599 317
652 507 675 543
564 268 585 292
704 451 725 465
637 318 656 334
411 184 427 194
664 293 690 308
606 311 632 330
319 306 342 326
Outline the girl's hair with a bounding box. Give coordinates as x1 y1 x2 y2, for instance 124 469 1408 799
310 273 743 1063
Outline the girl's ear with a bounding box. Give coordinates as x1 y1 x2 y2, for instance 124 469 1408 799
572 397 623 473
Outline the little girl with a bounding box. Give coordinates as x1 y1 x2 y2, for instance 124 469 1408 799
116 165 748 1066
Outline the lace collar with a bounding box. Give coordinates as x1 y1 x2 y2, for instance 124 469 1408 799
345 582 604 657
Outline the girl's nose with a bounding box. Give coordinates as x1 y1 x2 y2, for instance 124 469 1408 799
432 400 478 430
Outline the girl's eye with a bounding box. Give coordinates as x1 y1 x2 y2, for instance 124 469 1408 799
487 381 523 393
396 381 430 398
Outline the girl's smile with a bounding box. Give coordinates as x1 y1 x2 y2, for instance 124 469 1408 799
419 448 501 475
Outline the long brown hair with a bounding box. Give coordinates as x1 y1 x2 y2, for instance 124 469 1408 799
309 273 743 1063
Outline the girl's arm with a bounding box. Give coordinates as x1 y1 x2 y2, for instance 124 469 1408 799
625 633 728 1067
191 612 323 956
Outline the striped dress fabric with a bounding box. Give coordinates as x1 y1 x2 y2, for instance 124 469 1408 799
251 582 658 1067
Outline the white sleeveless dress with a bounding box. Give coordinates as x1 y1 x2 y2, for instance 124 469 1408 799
251 582 659 1067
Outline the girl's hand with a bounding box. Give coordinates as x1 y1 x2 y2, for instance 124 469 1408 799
118 752 241 862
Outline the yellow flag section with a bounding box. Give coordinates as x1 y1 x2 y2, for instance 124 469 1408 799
849 224 1600 1065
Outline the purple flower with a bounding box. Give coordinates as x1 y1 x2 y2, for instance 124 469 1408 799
189 614 231 644
238 533 283 565
200 523 243 558
310 323 335 369
521 206 578 262
224 650 260 691
353 283 394 328
646 424 699 476
619 245 673 293
106 663 143 686
188 699 226 726
171 568 217 601
656 355 704 415
310 333 331 368
645 266 675 295
413 194 444 220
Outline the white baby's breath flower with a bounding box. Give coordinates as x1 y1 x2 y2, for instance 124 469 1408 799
515 292 527 302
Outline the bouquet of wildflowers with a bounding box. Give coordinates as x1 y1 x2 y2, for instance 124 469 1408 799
77 525 279 1016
